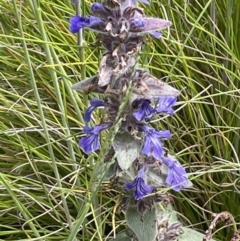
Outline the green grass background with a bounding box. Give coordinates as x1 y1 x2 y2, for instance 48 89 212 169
0 0 240 240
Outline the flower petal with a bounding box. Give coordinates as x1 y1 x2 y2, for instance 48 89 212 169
141 126 171 160
162 155 189 191
132 99 155 121
69 15 105 33
69 16 83 33
125 179 138 190
79 134 99 154
125 167 153 200
156 96 177 115
84 98 107 122
148 31 162 38
79 123 111 154
91 3 105 12
132 19 147 28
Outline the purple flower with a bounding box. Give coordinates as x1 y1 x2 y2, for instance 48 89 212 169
162 155 188 191
133 19 147 28
156 96 177 115
141 125 171 160
149 31 162 39
85 98 108 122
125 167 153 200
90 3 105 12
90 2 112 17
69 15 105 33
132 99 155 121
79 123 111 154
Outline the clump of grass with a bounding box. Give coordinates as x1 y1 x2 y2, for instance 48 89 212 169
0 0 240 240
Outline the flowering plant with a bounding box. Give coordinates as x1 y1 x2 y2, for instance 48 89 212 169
70 1 216 240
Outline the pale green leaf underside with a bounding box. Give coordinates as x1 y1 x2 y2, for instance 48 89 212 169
113 133 142 171
126 206 158 241
110 232 131 241
179 227 217 241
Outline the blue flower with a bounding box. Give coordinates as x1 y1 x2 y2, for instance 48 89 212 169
79 123 111 154
69 15 105 33
84 98 108 122
161 155 188 191
90 2 112 17
90 3 105 12
132 99 155 121
125 167 153 200
149 31 162 39
133 19 147 28
156 96 177 115
141 125 171 160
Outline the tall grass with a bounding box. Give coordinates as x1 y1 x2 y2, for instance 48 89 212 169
0 0 240 240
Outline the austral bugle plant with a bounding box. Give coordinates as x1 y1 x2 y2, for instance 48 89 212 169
69 0 218 240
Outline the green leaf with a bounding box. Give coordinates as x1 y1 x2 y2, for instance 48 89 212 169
126 205 158 241
113 133 142 171
179 227 217 241
110 232 131 241
105 160 118 179
156 204 179 224
94 159 117 180
147 165 168 187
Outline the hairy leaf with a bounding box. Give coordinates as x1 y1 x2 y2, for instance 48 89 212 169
110 232 131 241
126 205 158 241
179 228 217 241
113 133 142 171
